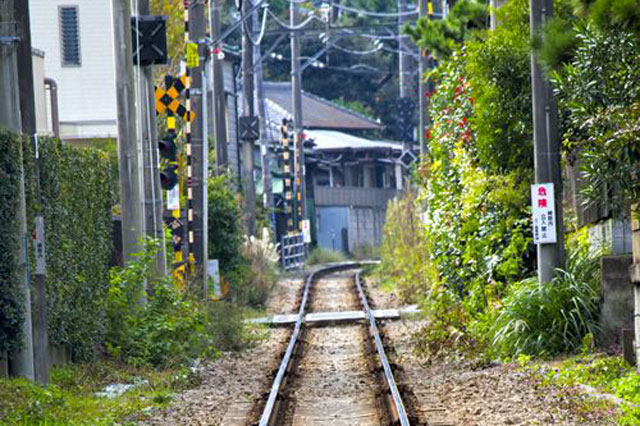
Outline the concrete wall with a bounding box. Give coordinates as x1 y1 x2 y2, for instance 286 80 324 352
314 186 398 208
347 206 386 251
588 219 632 255
599 255 634 347
32 49 50 135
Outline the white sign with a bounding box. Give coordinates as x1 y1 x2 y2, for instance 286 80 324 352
301 219 311 243
531 183 557 244
167 185 180 210
207 259 221 298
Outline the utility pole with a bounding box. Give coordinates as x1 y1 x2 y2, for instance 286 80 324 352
242 0 257 236
530 0 563 285
254 9 274 234
490 0 504 30
0 0 33 381
136 0 167 279
209 0 228 172
189 0 209 287
15 0 49 384
290 0 306 228
397 0 411 101
417 0 429 156
113 0 145 264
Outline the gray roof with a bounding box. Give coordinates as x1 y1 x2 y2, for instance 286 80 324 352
305 129 402 152
262 82 382 133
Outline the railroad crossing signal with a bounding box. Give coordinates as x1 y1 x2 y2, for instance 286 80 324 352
395 97 415 142
158 134 177 160
239 116 260 141
131 16 168 66
399 150 417 168
155 74 195 122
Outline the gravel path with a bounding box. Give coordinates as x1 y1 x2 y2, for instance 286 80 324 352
265 276 304 315
364 276 609 426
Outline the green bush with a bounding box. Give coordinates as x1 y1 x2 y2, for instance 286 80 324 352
230 230 279 307
105 239 217 367
492 231 602 357
208 173 244 277
380 192 434 304
0 129 25 353
305 247 347 266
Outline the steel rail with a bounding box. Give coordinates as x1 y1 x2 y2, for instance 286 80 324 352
257 262 363 426
355 271 411 426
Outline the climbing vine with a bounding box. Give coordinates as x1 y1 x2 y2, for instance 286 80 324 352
0 130 26 354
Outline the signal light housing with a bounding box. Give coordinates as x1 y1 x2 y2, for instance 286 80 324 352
160 165 179 190
158 134 177 160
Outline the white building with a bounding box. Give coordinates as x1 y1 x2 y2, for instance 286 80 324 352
30 0 117 141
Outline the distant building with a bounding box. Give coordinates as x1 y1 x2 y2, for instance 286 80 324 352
30 0 118 141
236 81 404 253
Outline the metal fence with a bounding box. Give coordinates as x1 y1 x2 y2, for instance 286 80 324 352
281 232 306 270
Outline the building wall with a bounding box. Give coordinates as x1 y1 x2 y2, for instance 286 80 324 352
32 49 50 135
30 0 117 140
314 186 398 253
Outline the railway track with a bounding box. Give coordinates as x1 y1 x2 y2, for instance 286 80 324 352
253 263 412 426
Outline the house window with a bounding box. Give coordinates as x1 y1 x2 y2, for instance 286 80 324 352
59 6 81 66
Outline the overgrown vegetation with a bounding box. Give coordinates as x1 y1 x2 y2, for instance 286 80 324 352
0 130 26 354
523 354 640 425
0 134 114 358
0 361 197 426
106 238 262 368
35 137 115 361
492 231 603 357
306 247 347 266
379 0 632 363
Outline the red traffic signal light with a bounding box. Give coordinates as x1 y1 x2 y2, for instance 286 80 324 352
158 134 177 160
160 165 178 190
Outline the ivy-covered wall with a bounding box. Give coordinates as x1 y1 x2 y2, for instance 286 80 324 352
0 130 26 354
33 138 115 361
1 133 115 359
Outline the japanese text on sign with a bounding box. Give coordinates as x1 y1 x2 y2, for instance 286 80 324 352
531 183 557 244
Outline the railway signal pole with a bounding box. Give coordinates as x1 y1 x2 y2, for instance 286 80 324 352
113 0 145 265
291 0 306 229
137 0 167 279
189 0 209 288
241 0 257 236
529 0 563 285
209 0 229 171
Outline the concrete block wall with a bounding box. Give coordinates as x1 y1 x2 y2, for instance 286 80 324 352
588 218 632 255
599 255 634 348
347 206 385 252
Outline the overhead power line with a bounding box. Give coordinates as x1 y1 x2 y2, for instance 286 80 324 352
330 1 418 17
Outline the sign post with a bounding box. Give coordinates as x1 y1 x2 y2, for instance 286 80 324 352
531 183 557 245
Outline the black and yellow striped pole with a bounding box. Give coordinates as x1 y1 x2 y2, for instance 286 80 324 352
165 109 186 286
183 0 196 274
295 130 303 231
281 120 294 234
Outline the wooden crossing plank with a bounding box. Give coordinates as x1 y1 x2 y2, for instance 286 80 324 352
292 397 379 426
248 305 421 325
220 401 254 426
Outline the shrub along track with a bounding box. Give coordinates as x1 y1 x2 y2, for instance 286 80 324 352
246 264 415 426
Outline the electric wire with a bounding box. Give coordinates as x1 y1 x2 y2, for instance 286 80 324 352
241 3 269 46
266 9 324 30
330 1 418 17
